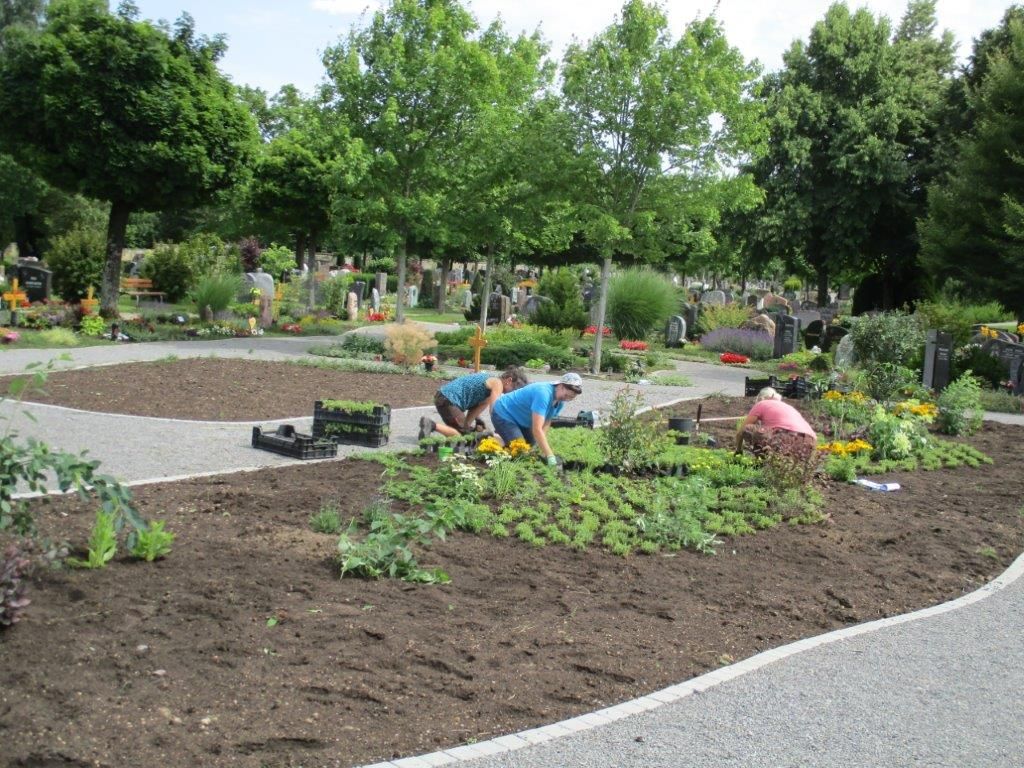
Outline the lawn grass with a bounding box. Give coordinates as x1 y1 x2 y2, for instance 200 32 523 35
403 307 468 324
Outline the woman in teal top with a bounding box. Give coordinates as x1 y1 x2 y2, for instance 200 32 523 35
419 366 528 439
491 373 583 465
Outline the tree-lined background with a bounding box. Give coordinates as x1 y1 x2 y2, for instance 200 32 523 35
1 0 1022 321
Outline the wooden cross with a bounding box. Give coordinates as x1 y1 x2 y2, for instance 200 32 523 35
2 278 27 311
273 285 283 319
79 285 99 315
468 324 488 372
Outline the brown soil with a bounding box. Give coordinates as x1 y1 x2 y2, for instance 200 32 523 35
0 358 440 420
2 396 1023 768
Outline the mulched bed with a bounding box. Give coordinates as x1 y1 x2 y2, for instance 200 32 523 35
1 396 1023 768
0 358 440 420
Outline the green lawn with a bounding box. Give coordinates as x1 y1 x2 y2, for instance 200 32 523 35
404 307 468 324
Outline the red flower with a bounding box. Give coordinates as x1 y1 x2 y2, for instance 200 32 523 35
583 325 612 336
719 352 750 364
619 340 648 351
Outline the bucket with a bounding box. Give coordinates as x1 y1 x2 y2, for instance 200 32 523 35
668 417 694 433
438 446 454 460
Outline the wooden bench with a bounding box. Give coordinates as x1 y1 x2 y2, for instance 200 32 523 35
120 277 166 304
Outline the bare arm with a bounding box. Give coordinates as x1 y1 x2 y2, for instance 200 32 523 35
462 378 503 429
532 411 554 458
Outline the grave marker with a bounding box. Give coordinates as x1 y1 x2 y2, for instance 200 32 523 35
922 330 953 391
469 325 488 372
665 315 686 348
16 263 51 303
803 319 824 350
773 314 801 358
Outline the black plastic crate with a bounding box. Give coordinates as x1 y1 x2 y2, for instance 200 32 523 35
252 425 338 460
744 375 778 397
313 421 390 447
313 401 391 427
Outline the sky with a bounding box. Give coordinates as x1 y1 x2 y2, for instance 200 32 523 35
129 0 1015 95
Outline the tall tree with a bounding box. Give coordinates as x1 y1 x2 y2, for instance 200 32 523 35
919 16 1024 316
322 0 496 323
750 1 955 308
561 0 762 371
0 0 256 313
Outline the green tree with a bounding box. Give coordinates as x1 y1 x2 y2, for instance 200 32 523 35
750 1 955 308
919 16 1024 316
323 0 498 323
0 0 256 314
561 0 762 371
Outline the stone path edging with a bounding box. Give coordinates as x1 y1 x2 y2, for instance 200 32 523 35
352 548 1024 768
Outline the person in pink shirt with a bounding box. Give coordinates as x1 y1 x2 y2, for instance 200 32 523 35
735 387 817 456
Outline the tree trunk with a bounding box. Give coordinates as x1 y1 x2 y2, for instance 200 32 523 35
478 247 494 329
816 267 829 307
295 233 306 271
590 256 613 374
395 235 407 324
435 256 449 312
307 235 317 309
101 200 131 316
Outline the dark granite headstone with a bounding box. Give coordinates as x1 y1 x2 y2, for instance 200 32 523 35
773 314 801 358
803 319 824 350
824 324 848 352
683 304 699 339
922 330 953 392
351 280 367 308
522 294 551 320
665 315 686 348
16 263 51 303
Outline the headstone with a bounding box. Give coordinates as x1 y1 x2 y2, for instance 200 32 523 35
346 291 358 321
833 332 856 369
743 313 775 338
16 263 52 303
1003 343 1024 386
259 295 273 328
800 300 818 310
722 290 734 304
522 294 551 321
838 284 851 300
462 288 473 311
487 292 511 325
746 294 760 308
375 272 387 296
351 280 367 308
244 271 275 300
818 307 837 325
683 304 699 339
824 324 849 352
371 287 381 312
795 309 821 329
665 315 686 348
922 330 954 392
803 319 824 350
406 284 418 308
701 290 726 306
762 293 790 313
772 314 801 358
516 289 529 313
510 286 519 305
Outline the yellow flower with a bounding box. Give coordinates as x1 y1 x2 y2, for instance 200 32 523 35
506 438 531 457
823 390 843 401
1018 323 1024 335
477 437 504 454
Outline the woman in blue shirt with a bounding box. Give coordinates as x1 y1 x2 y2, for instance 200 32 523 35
491 373 583 465
419 366 528 439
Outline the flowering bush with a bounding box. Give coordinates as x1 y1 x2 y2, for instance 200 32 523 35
281 323 303 334
892 400 938 422
1 329 18 344
476 437 531 458
367 312 388 322
477 437 503 454
700 327 774 360
866 406 929 460
619 340 648 351
719 352 749 364
817 439 873 456
583 325 611 336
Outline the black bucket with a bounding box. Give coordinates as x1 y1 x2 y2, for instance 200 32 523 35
668 417 694 433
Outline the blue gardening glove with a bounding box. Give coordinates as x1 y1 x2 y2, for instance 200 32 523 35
546 454 559 467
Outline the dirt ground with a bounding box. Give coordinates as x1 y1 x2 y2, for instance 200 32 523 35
0 358 440 421
1 386 1022 768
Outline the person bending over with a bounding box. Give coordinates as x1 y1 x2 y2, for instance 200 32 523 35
735 387 817 457
419 366 528 439
491 373 583 466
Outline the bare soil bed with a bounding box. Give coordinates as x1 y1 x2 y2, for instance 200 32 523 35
1 395 1022 768
0 357 440 420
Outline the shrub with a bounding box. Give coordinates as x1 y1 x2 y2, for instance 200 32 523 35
847 311 924 367
258 244 297 281
320 273 355 316
936 372 984 436
914 299 1015 347
607 269 676 340
36 328 79 346
695 303 751 335
191 273 244 315
142 243 196 302
44 228 106 302
78 315 106 337
601 388 671 471
238 237 262 272
384 323 436 366
783 276 803 292
341 334 386 354
858 362 918 403
952 344 1008 389
179 233 235 278
532 268 588 331
366 256 396 273
699 327 774 360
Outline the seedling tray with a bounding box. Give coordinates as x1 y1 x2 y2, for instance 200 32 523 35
744 375 779 397
252 425 338 460
313 401 391 427
313 421 390 447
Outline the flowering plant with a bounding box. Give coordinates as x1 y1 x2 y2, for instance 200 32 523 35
367 312 387 322
1018 322 1024 335
421 354 437 364
1 329 19 344
583 325 612 337
281 323 303 334
979 325 999 339
817 439 872 456
892 399 938 422
619 340 648 351
719 352 749 364
476 436 531 458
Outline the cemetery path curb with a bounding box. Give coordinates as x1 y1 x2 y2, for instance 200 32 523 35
355 550 1024 768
